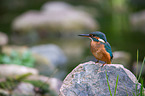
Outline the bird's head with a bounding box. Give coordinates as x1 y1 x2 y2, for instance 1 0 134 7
78 31 107 43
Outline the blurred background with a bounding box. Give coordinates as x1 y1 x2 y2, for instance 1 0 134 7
0 0 145 95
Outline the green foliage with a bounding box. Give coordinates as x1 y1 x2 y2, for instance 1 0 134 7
24 80 50 94
135 57 145 96
123 83 129 96
0 73 32 96
136 49 139 76
15 73 32 81
0 78 18 90
0 51 35 67
0 73 32 90
132 50 144 96
105 71 112 96
140 79 144 96
114 75 119 96
137 57 145 81
105 71 119 96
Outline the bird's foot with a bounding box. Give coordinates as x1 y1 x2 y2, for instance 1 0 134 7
96 61 99 64
101 63 107 67
95 59 99 64
98 62 106 72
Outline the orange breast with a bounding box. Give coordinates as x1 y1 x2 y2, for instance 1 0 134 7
90 41 111 64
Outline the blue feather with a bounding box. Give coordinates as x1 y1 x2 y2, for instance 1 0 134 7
104 42 113 60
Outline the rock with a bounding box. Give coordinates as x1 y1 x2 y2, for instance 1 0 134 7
112 51 131 68
2 45 28 56
0 64 38 77
12 82 35 96
27 75 62 95
0 32 8 46
30 44 67 68
11 1 99 45
0 89 10 96
49 78 62 94
32 54 55 76
131 10 145 33
12 1 98 33
41 1 99 33
30 44 67 77
59 61 141 96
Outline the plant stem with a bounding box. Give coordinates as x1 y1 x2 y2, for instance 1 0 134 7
114 75 119 96
136 49 139 77
138 57 145 81
105 71 112 96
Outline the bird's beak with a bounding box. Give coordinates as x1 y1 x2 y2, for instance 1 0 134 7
78 34 90 37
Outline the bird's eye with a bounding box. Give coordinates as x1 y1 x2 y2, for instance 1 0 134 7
89 34 94 37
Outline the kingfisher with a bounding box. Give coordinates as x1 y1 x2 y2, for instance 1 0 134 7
78 31 113 65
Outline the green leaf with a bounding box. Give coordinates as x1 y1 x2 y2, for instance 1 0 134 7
0 51 35 67
114 75 119 96
105 71 112 96
138 57 145 81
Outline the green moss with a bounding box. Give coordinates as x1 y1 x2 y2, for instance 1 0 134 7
0 73 32 90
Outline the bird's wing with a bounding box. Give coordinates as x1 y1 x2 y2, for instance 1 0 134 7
104 42 113 60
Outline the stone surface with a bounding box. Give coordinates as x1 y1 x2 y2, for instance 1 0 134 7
12 1 98 33
27 75 62 95
12 82 35 96
31 53 55 76
59 61 141 96
30 44 67 67
0 64 38 77
30 44 67 78
11 1 99 45
0 32 8 46
2 45 28 56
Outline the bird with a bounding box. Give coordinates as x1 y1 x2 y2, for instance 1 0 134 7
78 31 113 65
